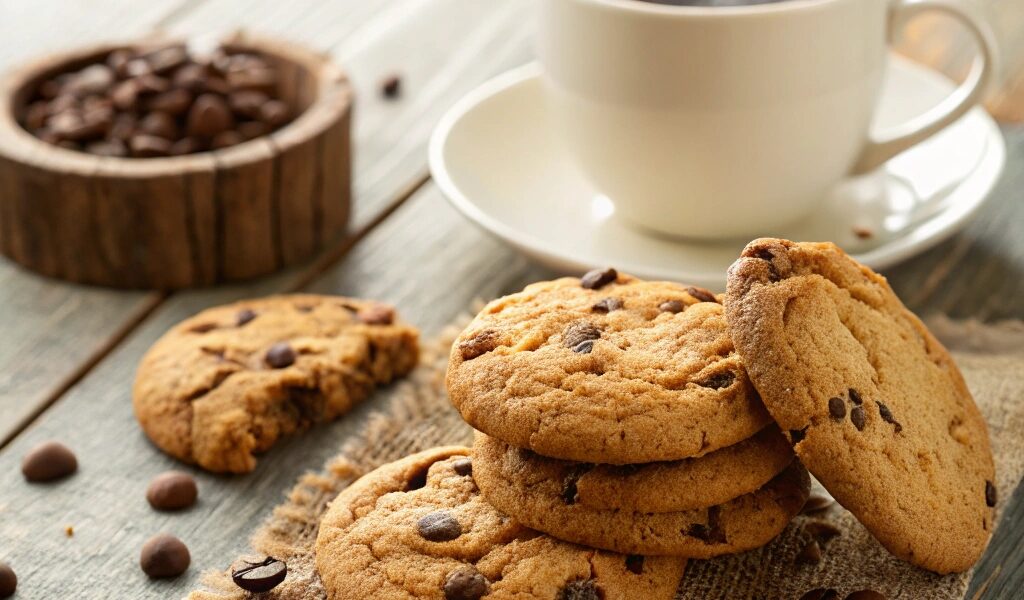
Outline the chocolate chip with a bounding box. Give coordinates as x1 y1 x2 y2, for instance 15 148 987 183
659 299 685 314
804 521 842 543
828 397 846 419
845 591 886 600
189 322 218 334
381 74 402 99
418 511 462 541
0 562 16 598
139 534 190 578
686 506 726 544
580 267 617 290
986 480 997 507
236 308 257 326
22 441 78 482
687 286 718 303
789 428 808 443
876 401 902 433
559 579 602 600
800 589 839 600
850 405 866 431
625 555 644 575
444 566 489 600
231 556 287 593
459 329 499 360
563 322 601 354
796 539 822 564
848 388 863 405
697 371 735 390
561 465 592 505
146 471 198 511
592 297 623 313
265 342 296 368
802 493 835 514
357 304 395 325
451 457 473 477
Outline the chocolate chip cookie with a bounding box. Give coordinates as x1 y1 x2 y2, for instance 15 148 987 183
133 295 418 473
472 433 809 557
446 272 771 464
725 238 996 573
315 447 686 600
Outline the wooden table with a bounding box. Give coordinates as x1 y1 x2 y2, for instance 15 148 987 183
0 1 1021 598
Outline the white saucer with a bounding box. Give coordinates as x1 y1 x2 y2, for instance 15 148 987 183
430 57 1005 289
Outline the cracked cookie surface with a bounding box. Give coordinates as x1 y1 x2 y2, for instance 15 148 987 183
446 273 771 464
314 447 686 600
472 433 809 557
725 238 996 574
133 294 419 473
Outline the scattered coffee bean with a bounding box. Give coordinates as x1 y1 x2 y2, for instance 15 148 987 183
625 555 645 575
828 397 846 419
451 457 473 477
65 525 74 537
848 388 863 405
850 405 866 431
559 579 602 600
800 589 839 600
986 480 997 507
21 441 78 482
236 308 257 326
875 401 902 433
0 561 16 598
804 521 842 543
852 226 875 240
146 471 198 511
417 511 462 542
139 534 190 578
796 539 822 564
563 322 601 354
802 493 836 514
686 286 718 303
444 566 489 600
659 299 685 314
458 329 499 360
381 74 402 99
592 297 623 313
265 342 297 368
231 556 287 593
357 304 395 325
580 267 617 290
845 591 886 600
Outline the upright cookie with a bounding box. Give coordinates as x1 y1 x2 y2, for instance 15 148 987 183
315 447 686 600
133 295 418 473
473 433 809 558
446 272 771 464
725 238 996 573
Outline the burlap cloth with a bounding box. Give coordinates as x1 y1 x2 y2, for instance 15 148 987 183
188 316 1024 600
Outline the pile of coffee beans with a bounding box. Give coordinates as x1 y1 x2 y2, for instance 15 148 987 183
20 43 294 157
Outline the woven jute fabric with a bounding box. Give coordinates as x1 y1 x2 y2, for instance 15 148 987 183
188 317 1024 600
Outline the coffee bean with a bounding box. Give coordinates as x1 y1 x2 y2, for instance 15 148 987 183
130 134 172 158
381 74 402 99
559 579 601 600
357 304 395 325
802 493 835 514
659 299 685 314
24 101 49 129
986 480 997 507
227 67 277 94
875 401 902 433
800 589 839 600
134 73 171 95
828 397 846 419
451 457 473 477
687 286 718 303
580 267 617 290
845 591 886 600
22 441 77 482
138 111 178 140
146 471 198 511
66 64 114 97
0 562 16 598
139 534 190 578
592 297 623 313
848 388 863 405
145 45 188 75
145 88 192 115
238 120 269 140
266 342 296 369
187 93 234 138
804 521 842 543
228 90 269 119
459 329 499 360
417 510 462 541
231 556 287 593
86 139 127 157
697 371 735 390
625 555 645 575
210 130 244 149
444 566 489 600
236 308 258 326
172 63 208 92
259 99 290 127
796 539 822 564
563 322 601 354
107 49 133 77
108 113 137 141
169 137 204 156
850 405 866 431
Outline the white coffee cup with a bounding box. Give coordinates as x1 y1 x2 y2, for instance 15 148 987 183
538 0 997 240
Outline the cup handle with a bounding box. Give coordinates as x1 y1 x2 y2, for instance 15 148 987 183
852 0 999 174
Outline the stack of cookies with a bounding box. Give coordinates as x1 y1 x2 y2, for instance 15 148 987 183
445 269 811 558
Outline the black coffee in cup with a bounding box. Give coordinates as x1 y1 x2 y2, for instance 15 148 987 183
636 0 789 5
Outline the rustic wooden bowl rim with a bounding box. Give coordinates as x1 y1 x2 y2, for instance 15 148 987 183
0 31 351 178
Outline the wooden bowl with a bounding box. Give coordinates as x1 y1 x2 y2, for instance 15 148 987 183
0 32 352 289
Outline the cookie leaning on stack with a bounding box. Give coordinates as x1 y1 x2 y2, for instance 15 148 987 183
445 271 809 557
